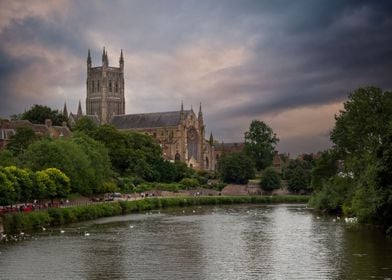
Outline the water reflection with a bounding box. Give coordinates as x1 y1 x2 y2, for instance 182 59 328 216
1 204 391 280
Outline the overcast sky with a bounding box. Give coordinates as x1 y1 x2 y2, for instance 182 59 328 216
0 0 391 155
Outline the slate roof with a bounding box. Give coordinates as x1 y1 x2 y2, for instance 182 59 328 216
110 110 192 129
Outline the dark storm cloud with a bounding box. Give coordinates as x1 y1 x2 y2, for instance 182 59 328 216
0 0 391 154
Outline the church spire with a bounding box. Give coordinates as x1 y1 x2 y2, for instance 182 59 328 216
102 47 109 67
198 102 203 119
87 49 91 68
209 132 214 146
63 102 68 118
102 46 106 62
119 49 124 69
180 100 185 121
77 100 83 117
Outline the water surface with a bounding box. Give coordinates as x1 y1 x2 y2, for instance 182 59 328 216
1 204 391 279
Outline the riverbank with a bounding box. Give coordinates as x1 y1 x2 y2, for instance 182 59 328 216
1 195 309 234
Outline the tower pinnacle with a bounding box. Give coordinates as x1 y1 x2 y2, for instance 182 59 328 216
87 49 91 68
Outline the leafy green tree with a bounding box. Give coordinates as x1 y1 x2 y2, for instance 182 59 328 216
311 150 338 190
0 150 17 167
218 152 255 184
3 166 34 203
22 104 67 126
244 120 279 171
6 127 38 155
22 139 94 195
309 176 355 214
73 116 98 135
260 167 281 192
312 86 392 231
0 169 16 206
43 168 71 203
287 166 309 194
97 180 119 193
283 159 312 193
71 133 113 192
331 86 392 176
180 178 199 189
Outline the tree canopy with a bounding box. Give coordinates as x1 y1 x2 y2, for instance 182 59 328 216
311 86 392 233
260 167 281 192
22 104 67 126
218 152 255 184
244 120 279 171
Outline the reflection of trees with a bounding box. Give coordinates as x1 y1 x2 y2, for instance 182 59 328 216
334 227 392 279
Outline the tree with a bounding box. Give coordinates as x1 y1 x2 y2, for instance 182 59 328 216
3 166 34 203
21 139 94 195
0 150 17 167
22 104 67 126
260 167 281 192
71 133 113 193
0 169 16 206
43 168 71 203
311 86 392 232
73 116 98 135
311 150 338 190
331 86 392 176
287 166 309 194
6 127 38 155
218 152 255 184
244 120 279 171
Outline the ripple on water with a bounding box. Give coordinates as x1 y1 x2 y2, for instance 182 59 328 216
0 204 392 280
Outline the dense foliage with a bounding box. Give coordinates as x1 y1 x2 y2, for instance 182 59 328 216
244 120 279 171
0 110 198 204
283 158 314 194
260 167 281 192
0 166 69 206
22 104 67 126
218 152 255 184
310 86 392 234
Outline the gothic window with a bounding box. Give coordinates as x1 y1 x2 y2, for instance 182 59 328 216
109 80 112 92
206 157 209 169
175 153 181 161
97 80 100 92
115 82 118 93
187 127 198 160
92 81 94 92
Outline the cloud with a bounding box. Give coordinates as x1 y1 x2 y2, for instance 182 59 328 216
0 0 391 155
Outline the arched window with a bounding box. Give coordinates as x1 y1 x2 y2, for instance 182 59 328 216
92 81 94 92
115 82 118 93
206 157 209 169
175 153 181 161
97 80 100 92
187 127 198 160
109 80 112 92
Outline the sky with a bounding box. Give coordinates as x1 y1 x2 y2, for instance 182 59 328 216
0 0 391 156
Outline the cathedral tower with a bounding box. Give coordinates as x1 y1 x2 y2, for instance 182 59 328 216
86 48 125 123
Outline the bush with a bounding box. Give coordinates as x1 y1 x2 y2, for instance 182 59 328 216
179 178 199 189
260 167 281 192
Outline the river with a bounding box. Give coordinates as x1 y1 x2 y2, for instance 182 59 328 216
0 204 391 279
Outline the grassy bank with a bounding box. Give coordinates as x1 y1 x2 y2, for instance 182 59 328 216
2 195 309 234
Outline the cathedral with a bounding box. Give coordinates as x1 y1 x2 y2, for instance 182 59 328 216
79 48 215 171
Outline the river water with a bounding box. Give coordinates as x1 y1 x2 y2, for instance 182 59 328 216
0 204 391 280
